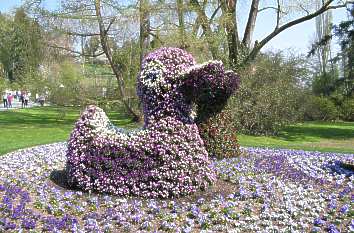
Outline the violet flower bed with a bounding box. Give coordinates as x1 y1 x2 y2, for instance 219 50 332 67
0 143 353 232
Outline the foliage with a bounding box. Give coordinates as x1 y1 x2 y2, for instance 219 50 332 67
0 8 43 83
309 4 354 97
198 108 240 159
312 72 338 96
333 5 354 96
48 61 84 106
303 95 339 121
0 76 9 93
229 52 306 135
112 41 141 113
340 97 354 121
66 48 238 197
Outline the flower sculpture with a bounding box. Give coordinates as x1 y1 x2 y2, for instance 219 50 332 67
66 48 240 198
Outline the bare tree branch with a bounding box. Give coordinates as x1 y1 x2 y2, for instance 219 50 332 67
299 4 310 15
276 0 281 29
63 31 101 37
209 4 221 23
105 16 116 33
47 44 105 57
190 0 219 59
258 6 279 13
94 0 140 121
246 0 351 63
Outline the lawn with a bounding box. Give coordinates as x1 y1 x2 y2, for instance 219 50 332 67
238 121 354 154
0 107 352 232
0 106 137 155
0 107 353 155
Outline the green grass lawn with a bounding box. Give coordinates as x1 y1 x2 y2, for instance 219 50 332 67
238 121 354 154
1 107 353 155
0 106 137 155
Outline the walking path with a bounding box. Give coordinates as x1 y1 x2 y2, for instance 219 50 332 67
0 100 38 111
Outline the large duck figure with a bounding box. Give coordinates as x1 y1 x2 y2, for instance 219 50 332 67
66 48 239 198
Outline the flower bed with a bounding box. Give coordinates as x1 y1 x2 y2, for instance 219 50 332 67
0 143 352 232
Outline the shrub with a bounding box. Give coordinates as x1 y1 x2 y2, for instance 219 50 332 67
197 107 240 158
303 95 339 121
340 98 354 121
48 61 84 106
229 52 305 135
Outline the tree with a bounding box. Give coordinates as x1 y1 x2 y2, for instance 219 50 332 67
309 3 354 96
315 0 333 75
190 0 353 69
334 4 354 96
139 0 150 63
26 0 141 120
0 8 43 83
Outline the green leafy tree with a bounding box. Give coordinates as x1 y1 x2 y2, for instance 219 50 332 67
0 8 43 84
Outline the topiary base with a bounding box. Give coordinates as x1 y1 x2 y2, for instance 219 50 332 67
197 108 240 159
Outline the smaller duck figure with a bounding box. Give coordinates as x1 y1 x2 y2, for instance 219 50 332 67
66 48 240 198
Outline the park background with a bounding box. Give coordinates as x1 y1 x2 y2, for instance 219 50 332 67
0 0 353 155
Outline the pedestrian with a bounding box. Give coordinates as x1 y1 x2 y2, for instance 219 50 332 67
24 94 29 107
2 92 8 108
39 95 45 106
20 93 25 108
7 93 13 108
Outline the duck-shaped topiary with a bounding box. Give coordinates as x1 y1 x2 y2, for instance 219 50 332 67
66 47 239 198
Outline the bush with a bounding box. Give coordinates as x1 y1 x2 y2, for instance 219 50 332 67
48 61 84 106
340 98 354 121
303 95 339 121
229 52 305 135
198 108 240 158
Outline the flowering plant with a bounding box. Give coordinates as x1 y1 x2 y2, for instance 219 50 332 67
66 47 239 197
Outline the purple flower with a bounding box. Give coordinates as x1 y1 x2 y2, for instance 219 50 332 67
339 204 349 214
22 219 36 230
314 218 325 226
4 221 16 230
327 224 340 233
328 200 337 210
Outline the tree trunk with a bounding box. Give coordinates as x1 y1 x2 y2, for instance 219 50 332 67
177 0 187 48
139 0 150 63
220 0 240 69
242 0 260 48
94 0 140 121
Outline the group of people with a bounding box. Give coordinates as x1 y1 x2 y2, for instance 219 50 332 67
2 92 29 109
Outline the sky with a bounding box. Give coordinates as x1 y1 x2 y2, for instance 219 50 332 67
0 0 349 55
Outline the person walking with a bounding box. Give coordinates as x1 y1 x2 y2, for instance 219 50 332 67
7 93 13 108
24 94 29 107
2 92 8 108
38 95 45 106
20 93 25 108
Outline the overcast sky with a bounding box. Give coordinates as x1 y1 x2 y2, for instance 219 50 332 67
0 0 349 55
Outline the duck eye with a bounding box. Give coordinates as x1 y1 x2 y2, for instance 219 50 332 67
147 71 158 82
